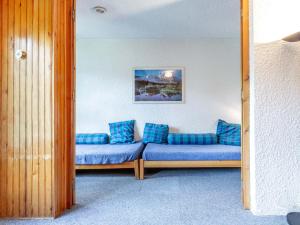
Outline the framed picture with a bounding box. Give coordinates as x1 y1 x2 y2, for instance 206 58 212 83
133 67 184 103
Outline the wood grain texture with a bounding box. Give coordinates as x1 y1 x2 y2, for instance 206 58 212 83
241 0 250 210
19 0 27 217
143 160 241 168
52 0 75 217
139 159 144 180
0 0 7 218
0 0 75 218
134 159 139 179
0 0 3 216
75 162 136 170
25 0 33 216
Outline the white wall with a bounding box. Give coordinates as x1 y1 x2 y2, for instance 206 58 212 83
250 0 300 215
253 0 300 43
76 38 241 139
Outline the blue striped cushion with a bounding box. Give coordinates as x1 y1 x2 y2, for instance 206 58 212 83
76 133 109 145
216 119 241 146
109 120 135 144
143 123 169 144
168 133 218 145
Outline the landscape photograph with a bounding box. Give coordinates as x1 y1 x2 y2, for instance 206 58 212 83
134 68 184 103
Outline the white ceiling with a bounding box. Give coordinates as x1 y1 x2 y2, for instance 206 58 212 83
76 0 240 39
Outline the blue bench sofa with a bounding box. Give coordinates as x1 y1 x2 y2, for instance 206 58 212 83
139 144 241 179
139 120 242 179
75 142 145 179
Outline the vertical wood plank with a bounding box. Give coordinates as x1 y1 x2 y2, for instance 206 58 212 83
52 0 62 216
61 0 66 212
13 0 21 217
71 0 76 206
65 0 72 209
0 0 3 216
38 0 46 216
65 0 71 207
19 0 27 217
0 0 8 217
52 0 58 216
25 0 33 217
31 0 40 217
241 0 250 209
53 0 59 216
44 0 53 217
7 0 15 217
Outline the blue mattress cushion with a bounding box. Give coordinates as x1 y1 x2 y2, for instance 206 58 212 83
216 119 241 146
142 143 241 161
76 133 109 145
168 133 217 145
143 123 169 144
109 120 135 144
76 142 145 165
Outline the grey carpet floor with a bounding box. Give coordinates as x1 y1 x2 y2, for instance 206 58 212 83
0 169 287 225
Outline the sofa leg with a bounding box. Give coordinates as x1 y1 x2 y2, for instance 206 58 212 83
139 159 144 180
134 160 139 179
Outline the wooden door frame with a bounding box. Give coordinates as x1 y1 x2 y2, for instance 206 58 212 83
52 0 76 217
70 0 251 210
241 0 250 209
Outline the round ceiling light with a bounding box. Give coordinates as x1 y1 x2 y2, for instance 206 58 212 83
92 6 107 14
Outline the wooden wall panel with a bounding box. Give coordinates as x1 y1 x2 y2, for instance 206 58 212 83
52 0 75 216
0 0 3 218
241 0 250 209
0 0 75 218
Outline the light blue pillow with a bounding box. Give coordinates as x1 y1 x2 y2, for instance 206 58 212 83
168 133 217 145
109 120 135 144
216 119 241 146
143 123 169 144
76 133 109 145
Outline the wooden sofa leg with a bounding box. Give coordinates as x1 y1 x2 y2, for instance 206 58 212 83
139 159 144 180
134 160 139 180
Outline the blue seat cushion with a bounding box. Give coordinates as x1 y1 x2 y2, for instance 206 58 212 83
168 133 217 145
76 133 109 145
109 120 135 144
143 123 169 144
142 143 241 161
216 119 241 146
76 142 145 165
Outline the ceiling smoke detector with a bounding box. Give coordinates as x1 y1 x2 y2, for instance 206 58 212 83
92 6 107 14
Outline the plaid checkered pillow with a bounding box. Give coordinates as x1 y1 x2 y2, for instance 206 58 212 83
216 119 241 146
168 133 217 145
143 123 169 144
109 120 135 144
76 133 109 145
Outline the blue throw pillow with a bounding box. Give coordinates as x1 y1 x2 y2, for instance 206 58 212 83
76 133 109 145
168 133 217 145
216 119 241 146
109 120 135 144
143 123 169 144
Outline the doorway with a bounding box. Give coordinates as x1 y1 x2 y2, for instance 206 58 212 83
74 0 250 210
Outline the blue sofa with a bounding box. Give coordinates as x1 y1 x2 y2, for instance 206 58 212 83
139 144 241 179
75 142 144 179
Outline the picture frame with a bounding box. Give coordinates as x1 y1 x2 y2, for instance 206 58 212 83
133 67 185 104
